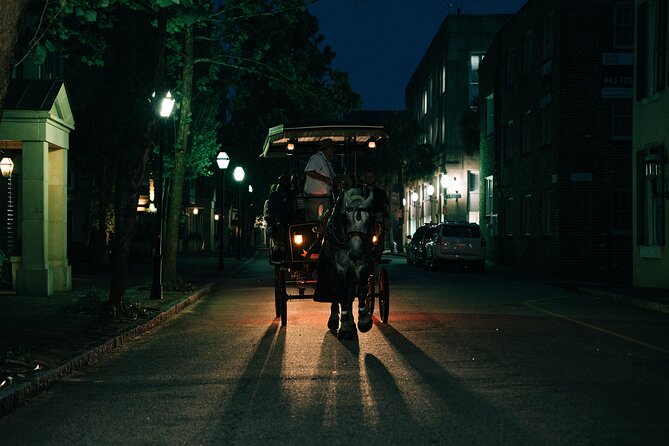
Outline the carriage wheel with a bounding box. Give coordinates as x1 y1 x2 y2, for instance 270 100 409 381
274 266 282 317
367 273 376 316
279 269 288 327
378 268 389 324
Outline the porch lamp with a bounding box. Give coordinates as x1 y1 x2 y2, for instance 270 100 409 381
151 89 177 300
216 151 230 271
0 158 14 177
233 166 245 260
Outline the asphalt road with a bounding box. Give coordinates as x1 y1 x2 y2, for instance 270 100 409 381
1 257 668 445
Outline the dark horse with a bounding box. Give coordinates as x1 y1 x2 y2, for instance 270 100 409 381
315 188 375 339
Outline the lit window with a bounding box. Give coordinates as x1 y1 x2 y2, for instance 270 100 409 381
637 147 666 245
469 53 484 107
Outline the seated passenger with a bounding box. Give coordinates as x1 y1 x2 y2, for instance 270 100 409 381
267 175 297 251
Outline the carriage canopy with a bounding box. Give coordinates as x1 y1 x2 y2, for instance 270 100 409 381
260 124 389 158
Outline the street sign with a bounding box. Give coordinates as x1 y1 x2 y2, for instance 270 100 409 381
446 193 461 199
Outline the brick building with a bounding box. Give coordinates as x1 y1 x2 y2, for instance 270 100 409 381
479 0 633 279
633 0 669 288
405 14 510 237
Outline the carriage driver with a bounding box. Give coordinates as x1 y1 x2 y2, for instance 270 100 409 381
304 139 337 221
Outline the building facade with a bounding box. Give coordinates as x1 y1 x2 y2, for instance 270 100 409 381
405 14 510 237
633 0 669 288
480 0 634 279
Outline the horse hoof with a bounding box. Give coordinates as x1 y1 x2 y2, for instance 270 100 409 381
337 328 357 340
327 313 339 330
357 310 372 333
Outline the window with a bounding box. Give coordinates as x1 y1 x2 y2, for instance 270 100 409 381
504 120 515 160
505 49 515 88
540 95 553 145
442 63 446 94
521 110 533 153
637 147 666 245
505 197 514 236
469 53 484 107
636 0 667 100
485 176 494 217
468 171 480 223
614 1 634 48
521 194 532 235
543 13 554 59
612 100 632 139
522 31 534 74
422 89 428 115
541 189 554 235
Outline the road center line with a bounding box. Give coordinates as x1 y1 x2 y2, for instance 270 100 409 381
523 297 669 356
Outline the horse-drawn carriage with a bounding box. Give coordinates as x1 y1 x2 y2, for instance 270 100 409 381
261 124 391 334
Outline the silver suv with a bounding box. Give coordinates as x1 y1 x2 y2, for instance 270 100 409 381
424 221 486 271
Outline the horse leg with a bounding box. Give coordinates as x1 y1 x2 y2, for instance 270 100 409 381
337 276 357 339
328 301 339 330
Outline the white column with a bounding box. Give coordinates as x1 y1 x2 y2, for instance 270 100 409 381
16 141 51 295
48 147 71 291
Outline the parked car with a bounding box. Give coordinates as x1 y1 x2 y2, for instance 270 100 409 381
406 223 437 265
424 221 486 271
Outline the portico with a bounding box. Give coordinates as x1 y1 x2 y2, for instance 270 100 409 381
0 80 74 295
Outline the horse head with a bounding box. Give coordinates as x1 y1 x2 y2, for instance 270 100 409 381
343 188 374 262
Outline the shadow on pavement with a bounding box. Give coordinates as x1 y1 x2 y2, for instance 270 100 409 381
374 320 544 444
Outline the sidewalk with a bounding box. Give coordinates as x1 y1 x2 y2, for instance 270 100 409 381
0 255 253 417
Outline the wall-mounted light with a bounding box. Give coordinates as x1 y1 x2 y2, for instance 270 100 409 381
214 213 220 221
248 185 253 193
287 138 297 151
440 174 449 189
216 151 230 170
427 185 435 196
192 208 199 215
411 191 418 203
0 157 14 177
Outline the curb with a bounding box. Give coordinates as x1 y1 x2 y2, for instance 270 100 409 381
578 287 669 315
0 283 214 418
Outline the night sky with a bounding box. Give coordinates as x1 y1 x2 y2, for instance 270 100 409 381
309 0 528 110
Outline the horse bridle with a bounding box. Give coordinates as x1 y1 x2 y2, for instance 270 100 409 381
343 206 373 242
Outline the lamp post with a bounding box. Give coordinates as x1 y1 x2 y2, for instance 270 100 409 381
151 90 176 300
233 166 245 260
216 151 230 271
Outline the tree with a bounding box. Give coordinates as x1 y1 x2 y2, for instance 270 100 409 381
0 0 28 119
162 0 360 282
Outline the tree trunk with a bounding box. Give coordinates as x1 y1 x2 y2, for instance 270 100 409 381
107 10 167 310
163 26 194 285
0 0 27 118
108 135 153 309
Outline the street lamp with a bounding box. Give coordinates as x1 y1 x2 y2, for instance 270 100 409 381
151 90 176 300
216 151 230 271
233 166 245 260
